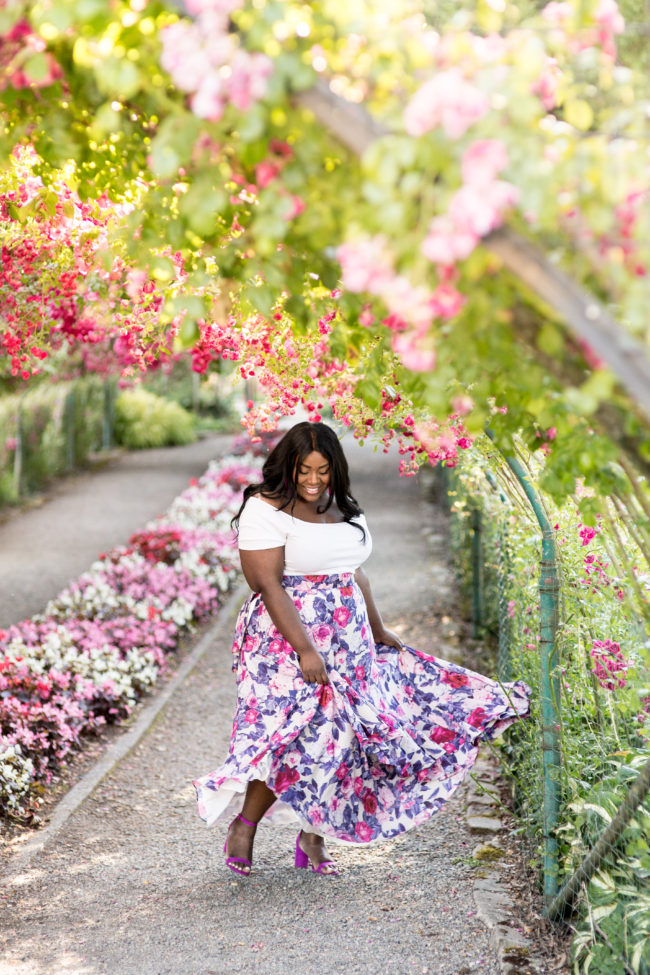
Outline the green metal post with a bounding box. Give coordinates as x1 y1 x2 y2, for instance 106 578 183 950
471 506 482 638
504 452 561 904
484 470 512 682
103 380 114 450
13 400 24 499
65 388 76 471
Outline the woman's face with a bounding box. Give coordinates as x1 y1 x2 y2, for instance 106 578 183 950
295 450 330 503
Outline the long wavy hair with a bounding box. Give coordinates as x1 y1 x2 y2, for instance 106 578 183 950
232 421 365 537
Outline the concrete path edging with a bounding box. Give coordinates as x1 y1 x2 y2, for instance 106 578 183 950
466 748 542 975
3 578 249 882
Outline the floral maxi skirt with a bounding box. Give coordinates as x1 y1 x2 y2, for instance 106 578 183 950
193 574 531 843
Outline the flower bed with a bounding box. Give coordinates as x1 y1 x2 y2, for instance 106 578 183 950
0 450 262 820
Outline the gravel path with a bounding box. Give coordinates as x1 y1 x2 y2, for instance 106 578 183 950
0 437 502 975
0 435 233 629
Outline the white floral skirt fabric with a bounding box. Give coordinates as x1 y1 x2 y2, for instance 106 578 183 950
193 573 531 842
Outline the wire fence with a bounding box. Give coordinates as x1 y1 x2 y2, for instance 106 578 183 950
0 377 117 505
445 435 650 975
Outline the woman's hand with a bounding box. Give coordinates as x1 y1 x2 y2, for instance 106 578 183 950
296 647 329 685
374 628 403 650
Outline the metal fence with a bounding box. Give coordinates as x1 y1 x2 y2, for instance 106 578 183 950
446 443 650 972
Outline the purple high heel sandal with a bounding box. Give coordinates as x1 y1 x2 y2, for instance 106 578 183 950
294 831 339 876
224 813 257 876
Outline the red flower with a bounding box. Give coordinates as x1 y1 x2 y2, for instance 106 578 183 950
274 765 300 793
467 707 488 728
441 670 469 688
362 790 378 815
430 725 455 743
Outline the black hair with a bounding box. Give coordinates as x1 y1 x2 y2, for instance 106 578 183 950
232 421 365 538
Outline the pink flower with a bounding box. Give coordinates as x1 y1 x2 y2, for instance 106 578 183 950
308 805 325 826
541 2 572 26
461 140 509 186
228 50 273 111
531 59 562 110
579 525 597 546
595 0 625 35
283 195 306 221
255 161 279 188
451 394 473 416
441 670 469 688
448 180 519 238
312 623 334 646
422 215 477 265
362 790 378 815
191 74 226 121
333 606 351 627
244 708 259 724
431 284 465 319
391 331 436 372
404 68 490 140
337 236 394 294
468 706 488 728
274 765 300 793
430 726 455 744
354 821 374 842
591 639 629 690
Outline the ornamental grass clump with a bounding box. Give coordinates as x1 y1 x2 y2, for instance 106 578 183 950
0 450 262 821
115 388 196 449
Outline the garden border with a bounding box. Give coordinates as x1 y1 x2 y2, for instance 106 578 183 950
2 576 249 882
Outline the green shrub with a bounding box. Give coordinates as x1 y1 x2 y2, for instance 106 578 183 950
115 388 196 449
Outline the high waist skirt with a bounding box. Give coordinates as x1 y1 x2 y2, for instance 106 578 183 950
193 574 530 842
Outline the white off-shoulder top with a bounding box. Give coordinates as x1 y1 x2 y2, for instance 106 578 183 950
238 496 372 575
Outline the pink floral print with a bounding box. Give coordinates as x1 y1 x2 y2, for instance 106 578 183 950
194 574 530 842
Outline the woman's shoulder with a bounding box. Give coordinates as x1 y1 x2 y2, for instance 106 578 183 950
246 493 286 512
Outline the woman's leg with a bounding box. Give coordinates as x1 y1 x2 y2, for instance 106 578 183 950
298 831 337 873
225 780 277 871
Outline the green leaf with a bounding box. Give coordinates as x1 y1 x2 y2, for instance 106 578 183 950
355 377 382 411
95 56 141 100
237 106 266 144
23 53 51 84
244 283 274 317
179 178 229 237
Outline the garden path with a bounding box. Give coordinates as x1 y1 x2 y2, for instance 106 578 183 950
0 435 233 629
1 437 507 975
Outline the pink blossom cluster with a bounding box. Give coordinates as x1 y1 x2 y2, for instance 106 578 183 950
0 149 187 382
0 448 262 819
542 0 625 59
160 2 273 121
590 639 629 691
404 68 490 140
422 140 518 266
337 236 467 372
0 18 62 91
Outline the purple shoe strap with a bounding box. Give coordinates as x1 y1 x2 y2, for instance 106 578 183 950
313 860 338 875
236 813 258 828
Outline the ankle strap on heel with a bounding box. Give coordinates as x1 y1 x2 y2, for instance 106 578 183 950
237 813 258 828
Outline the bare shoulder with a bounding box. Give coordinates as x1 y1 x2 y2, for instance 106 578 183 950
248 492 285 511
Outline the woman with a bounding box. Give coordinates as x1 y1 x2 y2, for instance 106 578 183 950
193 421 530 877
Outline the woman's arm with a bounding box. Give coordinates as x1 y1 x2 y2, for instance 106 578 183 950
354 567 403 649
240 547 329 684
